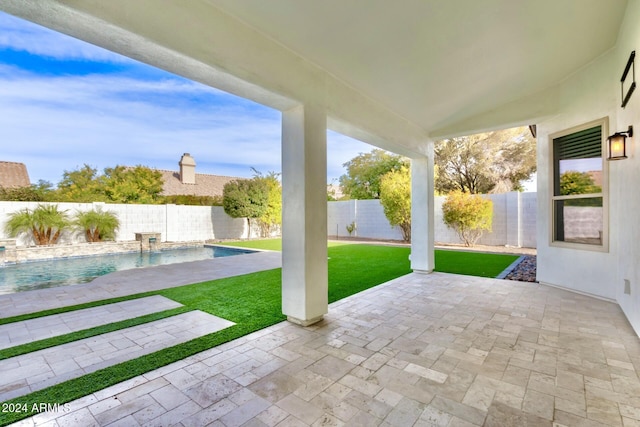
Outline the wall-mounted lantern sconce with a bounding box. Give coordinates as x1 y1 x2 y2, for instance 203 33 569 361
607 125 633 160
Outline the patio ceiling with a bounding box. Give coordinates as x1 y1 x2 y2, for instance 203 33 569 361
207 0 628 137
0 0 628 142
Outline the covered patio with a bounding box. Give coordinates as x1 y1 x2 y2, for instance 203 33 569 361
1 0 640 425
17 272 640 426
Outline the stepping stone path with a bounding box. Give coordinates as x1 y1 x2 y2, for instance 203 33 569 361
0 296 182 350
0 308 234 402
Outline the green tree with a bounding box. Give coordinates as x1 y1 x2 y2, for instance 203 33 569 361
0 180 54 202
223 178 269 239
379 166 412 242
56 164 106 202
339 149 409 199
74 208 120 242
435 127 536 194
4 204 70 245
252 169 282 238
442 190 493 247
102 165 164 204
55 164 164 204
559 171 601 195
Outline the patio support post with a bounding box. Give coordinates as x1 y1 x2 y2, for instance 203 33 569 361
281 104 328 326
411 155 435 273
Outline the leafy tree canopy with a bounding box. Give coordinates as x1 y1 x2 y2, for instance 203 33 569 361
251 168 282 238
57 164 107 202
379 166 411 242
339 149 409 199
559 171 601 196
435 127 536 194
102 165 164 204
55 164 163 204
0 181 54 202
223 178 269 239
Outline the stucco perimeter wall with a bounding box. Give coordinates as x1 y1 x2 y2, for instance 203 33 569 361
0 193 538 248
328 192 537 248
328 199 405 241
0 202 253 245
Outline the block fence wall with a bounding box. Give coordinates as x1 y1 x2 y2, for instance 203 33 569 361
0 193 542 248
328 192 538 248
0 202 255 246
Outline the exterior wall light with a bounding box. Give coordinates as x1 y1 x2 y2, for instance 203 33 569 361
607 125 633 160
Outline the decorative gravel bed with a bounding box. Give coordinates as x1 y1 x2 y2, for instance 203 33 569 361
504 255 537 282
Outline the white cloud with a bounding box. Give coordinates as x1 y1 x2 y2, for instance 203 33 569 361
0 69 283 183
0 12 374 186
0 66 373 185
0 12 131 63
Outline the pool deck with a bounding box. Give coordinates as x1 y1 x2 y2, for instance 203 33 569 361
0 250 282 318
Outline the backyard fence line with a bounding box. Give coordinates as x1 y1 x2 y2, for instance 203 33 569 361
328 192 538 248
0 202 258 246
0 192 538 248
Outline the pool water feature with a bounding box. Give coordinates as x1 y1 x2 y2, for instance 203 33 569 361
0 245 255 295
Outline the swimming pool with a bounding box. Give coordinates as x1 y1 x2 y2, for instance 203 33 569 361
0 245 255 295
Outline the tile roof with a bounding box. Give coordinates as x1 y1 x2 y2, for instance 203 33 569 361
158 170 239 197
0 161 30 188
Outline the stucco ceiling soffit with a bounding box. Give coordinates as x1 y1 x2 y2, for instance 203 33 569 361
208 0 627 135
429 85 562 139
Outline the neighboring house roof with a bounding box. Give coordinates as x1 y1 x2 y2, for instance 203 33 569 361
0 161 30 188
159 170 239 197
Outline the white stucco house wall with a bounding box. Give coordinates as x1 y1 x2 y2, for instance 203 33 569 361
1 0 639 337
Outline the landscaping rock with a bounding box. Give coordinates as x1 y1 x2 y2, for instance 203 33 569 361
504 255 537 282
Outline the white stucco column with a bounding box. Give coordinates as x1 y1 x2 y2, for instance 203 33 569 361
410 155 435 273
281 104 328 326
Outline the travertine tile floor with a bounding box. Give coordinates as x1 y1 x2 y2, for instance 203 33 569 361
9 271 640 426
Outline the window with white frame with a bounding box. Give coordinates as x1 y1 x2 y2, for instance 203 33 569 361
551 120 607 249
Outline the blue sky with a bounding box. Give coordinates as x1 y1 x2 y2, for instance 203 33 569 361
0 11 372 186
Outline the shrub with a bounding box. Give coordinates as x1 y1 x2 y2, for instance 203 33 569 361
442 190 492 246
74 208 120 242
4 204 70 245
379 167 411 242
346 221 357 236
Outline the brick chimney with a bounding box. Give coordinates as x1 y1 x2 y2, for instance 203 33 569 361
179 153 196 184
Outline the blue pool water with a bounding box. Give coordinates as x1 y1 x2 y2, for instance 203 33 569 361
0 246 255 295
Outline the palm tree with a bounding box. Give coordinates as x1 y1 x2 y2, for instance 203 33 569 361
74 208 120 242
4 204 70 245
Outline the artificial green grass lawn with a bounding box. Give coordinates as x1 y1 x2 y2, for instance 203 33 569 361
0 242 517 425
219 239 519 278
435 249 519 278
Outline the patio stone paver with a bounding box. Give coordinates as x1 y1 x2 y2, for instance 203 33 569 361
11 272 640 426
0 250 281 318
0 310 235 402
0 295 182 350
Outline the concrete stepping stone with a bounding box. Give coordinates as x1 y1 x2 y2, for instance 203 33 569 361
0 295 183 351
0 311 235 401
